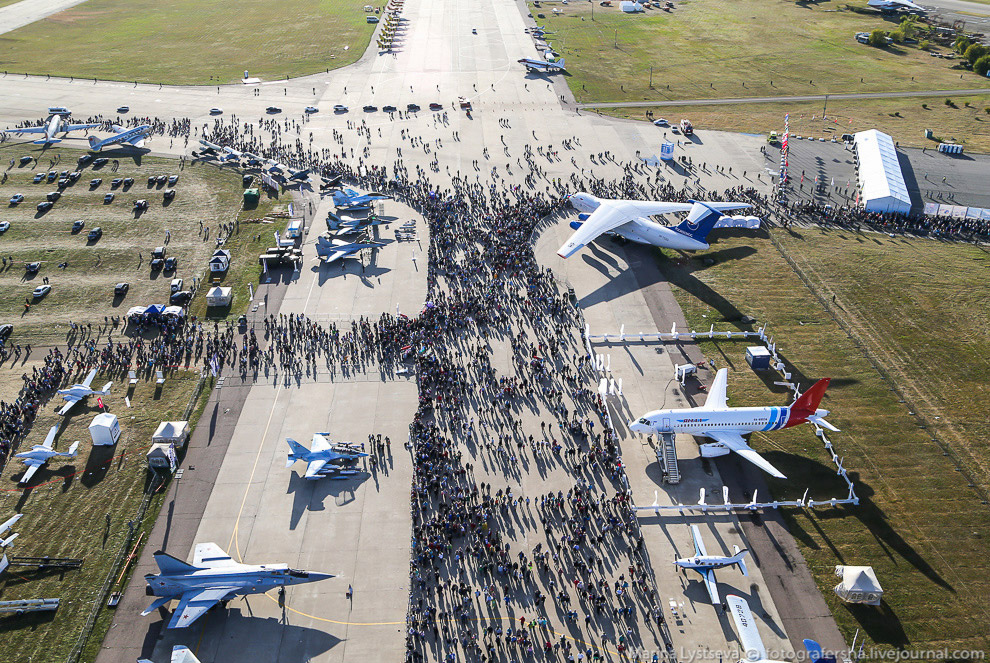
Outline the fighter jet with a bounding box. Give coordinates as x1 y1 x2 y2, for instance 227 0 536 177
87 124 152 151
326 212 390 233
142 542 333 629
558 196 750 258
0 513 24 575
138 645 202 663
13 110 99 145
629 368 837 479
286 434 368 480
315 236 393 263
519 50 566 73
675 525 748 606
55 368 112 416
14 424 79 486
332 188 391 210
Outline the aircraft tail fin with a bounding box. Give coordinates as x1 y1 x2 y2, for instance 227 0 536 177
673 201 724 243
792 378 831 415
735 549 749 576
66 441 80 457
100 382 113 396
802 639 837 663
88 135 102 150
286 438 308 466
153 550 198 574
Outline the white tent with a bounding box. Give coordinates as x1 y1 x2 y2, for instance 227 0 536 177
854 130 911 215
834 565 884 605
152 421 190 448
89 412 121 446
206 286 232 307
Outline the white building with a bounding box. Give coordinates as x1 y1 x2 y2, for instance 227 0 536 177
854 129 912 215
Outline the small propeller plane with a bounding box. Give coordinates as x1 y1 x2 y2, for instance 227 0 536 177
286 434 368 479
315 236 393 263
14 424 79 485
56 368 112 416
87 124 152 151
142 542 333 629
629 368 837 479
13 110 99 145
675 525 749 606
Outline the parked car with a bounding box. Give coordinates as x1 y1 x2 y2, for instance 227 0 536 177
46 171 58 183
117 106 130 113
407 103 420 111
9 194 24 205
163 189 175 201
363 105 377 112
164 256 177 272
72 220 85 232
90 178 102 188
87 227 102 241
37 201 53 212
25 262 40 273
134 199 149 211
266 106 282 113
32 285 51 299
46 191 61 202
168 175 179 185
114 282 129 296
93 157 109 167
32 173 44 183
104 193 115 204
78 154 93 166
653 118 669 126
429 102 443 110
169 290 192 305
111 178 123 187
383 105 397 112
209 107 223 115
333 104 349 112
170 278 184 293
305 106 319 113
0 324 12 340
123 177 134 187
0 221 9 233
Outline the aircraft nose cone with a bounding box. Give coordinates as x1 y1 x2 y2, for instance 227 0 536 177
306 572 335 583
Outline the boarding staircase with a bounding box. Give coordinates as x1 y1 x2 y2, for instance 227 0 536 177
657 432 680 484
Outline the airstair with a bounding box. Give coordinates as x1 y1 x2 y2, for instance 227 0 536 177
657 432 680 484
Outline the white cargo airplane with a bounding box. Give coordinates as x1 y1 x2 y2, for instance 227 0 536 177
675 525 748 606
629 368 837 479
558 195 750 258
14 111 99 146
56 368 112 415
14 424 80 485
87 124 152 151
138 645 202 663
0 513 24 575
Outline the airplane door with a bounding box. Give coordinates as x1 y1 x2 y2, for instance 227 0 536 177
662 417 671 431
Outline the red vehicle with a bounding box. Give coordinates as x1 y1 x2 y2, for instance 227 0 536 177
680 119 694 135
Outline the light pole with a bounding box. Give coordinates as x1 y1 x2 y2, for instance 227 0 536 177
649 66 653 89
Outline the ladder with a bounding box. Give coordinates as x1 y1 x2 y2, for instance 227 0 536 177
657 432 680 484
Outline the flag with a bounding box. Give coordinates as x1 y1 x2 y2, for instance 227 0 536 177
97 397 104 409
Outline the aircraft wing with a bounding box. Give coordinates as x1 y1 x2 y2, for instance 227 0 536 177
305 459 329 479
62 123 100 132
726 594 768 662
167 587 235 629
311 434 331 452
706 430 787 479
0 513 23 537
700 568 721 605
128 137 147 148
689 525 708 557
19 461 43 485
81 368 98 388
40 424 60 450
193 542 237 568
557 200 693 258
15 126 47 134
58 398 79 415
705 368 730 410
171 646 203 663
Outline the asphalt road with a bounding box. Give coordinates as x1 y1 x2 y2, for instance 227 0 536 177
577 88 990 109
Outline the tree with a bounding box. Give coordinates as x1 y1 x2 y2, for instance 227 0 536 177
954 35 971 54
868 29 888 47
899 15 918 40
964 43 989 65
889 28 905 44
975 54 990 77
919 39 930 51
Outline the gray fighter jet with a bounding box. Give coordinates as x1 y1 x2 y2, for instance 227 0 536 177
142 543 333 628
315 235 393 263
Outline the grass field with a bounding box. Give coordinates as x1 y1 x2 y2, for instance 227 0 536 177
0 0 375 84
529 0 990 103
0 147 272 662
602 93 990 151
655 227 990 651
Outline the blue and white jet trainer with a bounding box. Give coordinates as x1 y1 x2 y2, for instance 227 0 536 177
142 543 333 628
14 424 79 485
13 110 99 145
675 524 748 606
286 434 368 480
332 188 391 210
558 194 750 258
87 124 152 151
56 368 112 416
629 368 837 479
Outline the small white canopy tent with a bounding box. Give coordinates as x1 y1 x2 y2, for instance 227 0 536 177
152 421 190 448
205 286 232 307
834 565 884 605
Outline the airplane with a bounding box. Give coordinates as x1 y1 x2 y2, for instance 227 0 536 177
726 594 835 663
13 112 99 145
315 236 393 263
629 368 837 479
0 513 24 575
867 0 924 11
557 195 750 258
286 434 368 479
332 188 391 210
87 124 152 151
326 212 390 233
142 542 333 629
262 160 311 182
319 174 344 191
138 645 202 663
56 368 112 416
675 525 748 606
518 54 566 73
14 424 80 486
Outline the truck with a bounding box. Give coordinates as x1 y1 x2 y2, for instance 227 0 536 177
680 119 693 135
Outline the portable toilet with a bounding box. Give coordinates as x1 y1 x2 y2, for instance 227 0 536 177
243 188 260 206
745 346 772 371
89 412 121 446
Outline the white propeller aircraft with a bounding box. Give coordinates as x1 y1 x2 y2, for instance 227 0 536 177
13 111 99 145
0 513 24 575
558 195 750 258
629 368 837 479
87 124 152 151
56 368 112 416
675 524 748 606
138 645 202 663
14 424 79 485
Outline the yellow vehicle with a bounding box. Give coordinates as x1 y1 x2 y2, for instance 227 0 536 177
767 130 779 144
